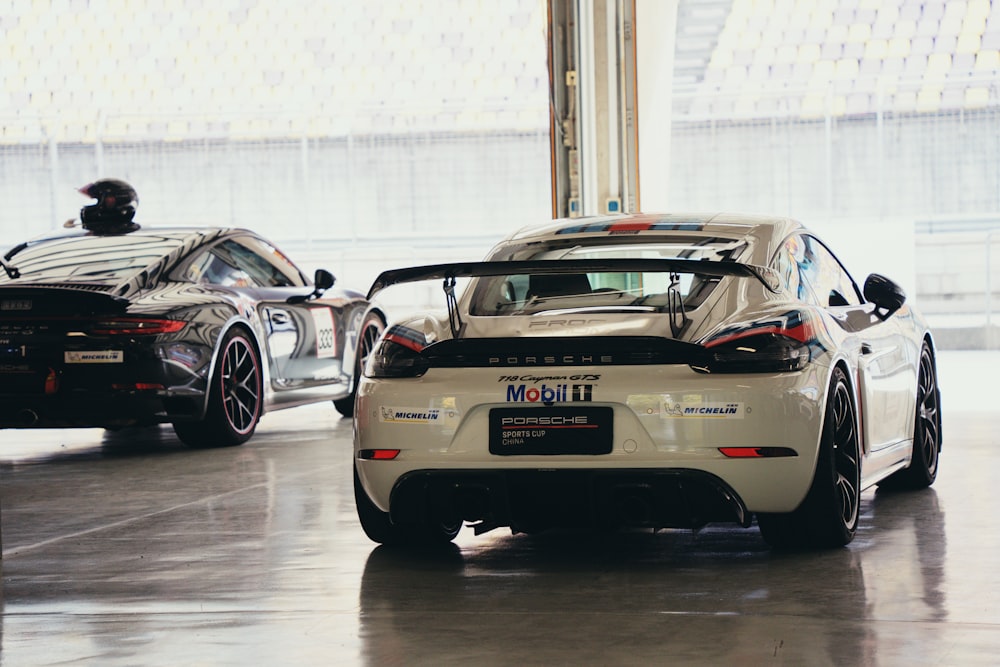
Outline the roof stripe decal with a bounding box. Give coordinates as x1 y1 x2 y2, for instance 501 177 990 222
555 221 708 234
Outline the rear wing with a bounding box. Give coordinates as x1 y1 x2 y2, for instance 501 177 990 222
0 285 129 316
367 258 780 300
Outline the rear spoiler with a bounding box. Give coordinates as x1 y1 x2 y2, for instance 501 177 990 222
367 258 780 300
0 286 129 316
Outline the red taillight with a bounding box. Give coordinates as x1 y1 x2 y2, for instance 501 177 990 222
369 325 430 378
719 447 798 458
111 383 166 391
44 368 59 394
704 319 815 348
89 319 186 335
358 449 401 460
697 313 818 374
383 331 424 353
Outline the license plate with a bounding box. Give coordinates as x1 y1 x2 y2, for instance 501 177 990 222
489 406 613 455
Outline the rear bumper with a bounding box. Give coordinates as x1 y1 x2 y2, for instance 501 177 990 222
0 388 204 429
388 468 751 534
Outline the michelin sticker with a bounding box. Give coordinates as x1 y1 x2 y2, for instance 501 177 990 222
380 407 443 424
65 350 124 364
662 400 745 419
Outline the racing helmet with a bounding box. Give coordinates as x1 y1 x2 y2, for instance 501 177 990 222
78 179 139 232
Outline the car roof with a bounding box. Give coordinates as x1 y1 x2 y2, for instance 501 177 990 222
15 224 246 247
505 212 803 247
0 225 252 292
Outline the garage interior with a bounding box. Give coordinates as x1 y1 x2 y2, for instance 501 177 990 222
2 0 1000 665
2 352 996 665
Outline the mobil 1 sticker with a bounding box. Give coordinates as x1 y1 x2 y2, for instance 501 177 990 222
488 406 613 456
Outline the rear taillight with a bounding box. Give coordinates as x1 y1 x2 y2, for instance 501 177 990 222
367 325 430 378
697 313 817 374
88 318 186 336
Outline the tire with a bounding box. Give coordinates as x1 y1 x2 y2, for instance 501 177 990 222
878 342 941 490
335 312 385 418
758 366 861 549
354 464 461 546
173 328 262 448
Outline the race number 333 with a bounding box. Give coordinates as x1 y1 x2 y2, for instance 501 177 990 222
310 308 337 359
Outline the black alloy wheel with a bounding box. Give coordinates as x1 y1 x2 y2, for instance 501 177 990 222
879 341 941 490
829 375 861 534
758 366 861 549
335 313 385 418
174 328 262 448
219 333 261 436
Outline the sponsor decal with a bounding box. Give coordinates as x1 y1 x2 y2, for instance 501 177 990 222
555 220 707 235
661 400 745 419
505 383 594 403
379 406 443 424
310 308 337 359
65 350 124 364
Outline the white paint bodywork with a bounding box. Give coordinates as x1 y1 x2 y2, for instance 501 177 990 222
354 213 932 524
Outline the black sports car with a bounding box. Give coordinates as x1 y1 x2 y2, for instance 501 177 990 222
0 223 385 447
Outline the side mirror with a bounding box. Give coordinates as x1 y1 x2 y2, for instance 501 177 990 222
863 273 906 319
287 269 336 304
314 268 336 293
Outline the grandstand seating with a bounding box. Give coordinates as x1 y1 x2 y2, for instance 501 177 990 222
0 0 548 143
1 0 999 143
684 0 999 118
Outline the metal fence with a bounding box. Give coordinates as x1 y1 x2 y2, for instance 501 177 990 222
915 229 1000 349
668 78 1000 221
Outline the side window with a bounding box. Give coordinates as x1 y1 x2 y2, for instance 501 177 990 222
235 236 305 287
185 248 257 287
771 235 819 305
800 235 862 308
185 239 301 288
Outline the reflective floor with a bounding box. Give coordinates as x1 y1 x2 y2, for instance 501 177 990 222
0 351 997 666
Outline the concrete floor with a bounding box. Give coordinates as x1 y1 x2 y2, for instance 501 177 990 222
0 351 997 666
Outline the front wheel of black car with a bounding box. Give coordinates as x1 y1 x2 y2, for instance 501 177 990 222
335 312 385 418
174 328 262 449
758 366 861 549
878 341 941 491
354 465 461 546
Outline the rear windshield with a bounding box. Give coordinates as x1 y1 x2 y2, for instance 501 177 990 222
469 237 745 316
1 234 189 285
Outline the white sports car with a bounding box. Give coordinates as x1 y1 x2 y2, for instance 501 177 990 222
353 213 941 549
